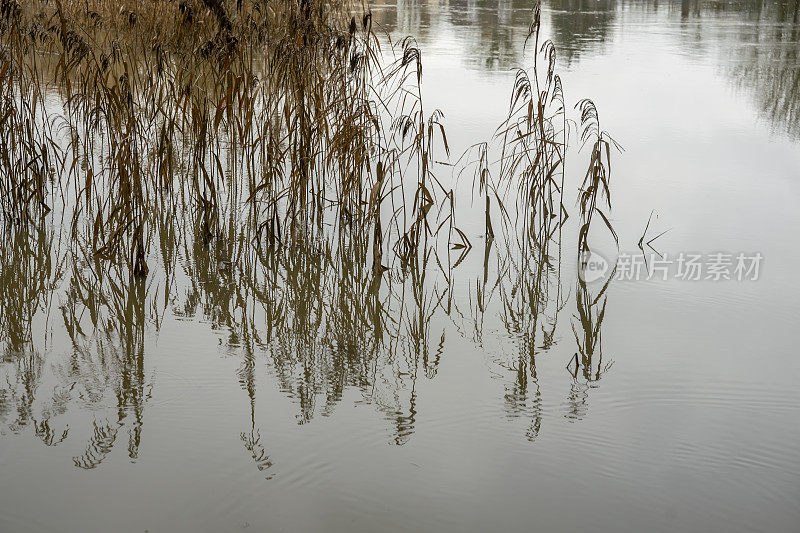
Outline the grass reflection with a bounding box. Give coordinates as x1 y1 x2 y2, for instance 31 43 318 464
0 0 621 467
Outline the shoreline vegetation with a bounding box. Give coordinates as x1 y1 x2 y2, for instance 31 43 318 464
1 0 614 270
0 0 617 451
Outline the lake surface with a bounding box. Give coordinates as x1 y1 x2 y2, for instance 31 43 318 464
2 1 800 532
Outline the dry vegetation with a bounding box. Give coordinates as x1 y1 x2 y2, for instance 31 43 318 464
0 0 615 269
0 0 458 277
0 0 618 452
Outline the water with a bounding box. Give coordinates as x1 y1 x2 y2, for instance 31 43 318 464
2 1 800 532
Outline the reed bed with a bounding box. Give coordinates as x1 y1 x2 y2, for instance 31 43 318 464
1 0 619 277
0 0 620 454
1 0 458 278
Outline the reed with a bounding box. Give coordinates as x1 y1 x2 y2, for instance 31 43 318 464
1 0 465 282
576 98 620 253
1 0 617 278
0 0 621 451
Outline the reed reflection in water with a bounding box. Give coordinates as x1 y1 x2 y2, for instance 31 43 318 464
2 1 800 533
0 1 618 463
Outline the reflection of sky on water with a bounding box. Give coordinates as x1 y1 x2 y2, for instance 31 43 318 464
372 0 800 138
2 3 800 532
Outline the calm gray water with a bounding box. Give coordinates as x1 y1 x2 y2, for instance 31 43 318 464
2 1 800 532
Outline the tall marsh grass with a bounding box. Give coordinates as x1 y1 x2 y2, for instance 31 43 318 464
0 0 620 451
